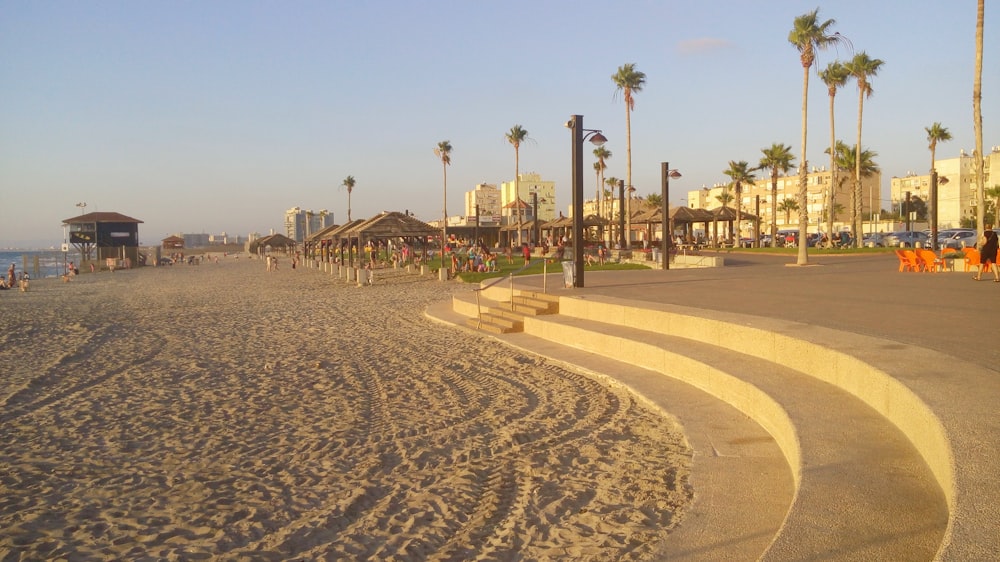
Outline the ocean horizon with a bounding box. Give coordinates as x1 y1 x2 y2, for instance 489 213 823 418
2 249 73 279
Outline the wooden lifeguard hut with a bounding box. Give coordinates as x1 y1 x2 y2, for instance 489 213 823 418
62 212 144 270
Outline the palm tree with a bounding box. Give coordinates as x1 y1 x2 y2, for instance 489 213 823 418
716 189 734 208
593 145 612 221
789 8 846 264
612 63 646 249
974 0 985 235
778 198 799 228
505 125 530 245
758 144 795 247
925 122 952 174
723 160 757 244
433 140 452 270
925 122 952 240
819 61 850 245
827 141 880 198
341 175 356 222
844 52 884 246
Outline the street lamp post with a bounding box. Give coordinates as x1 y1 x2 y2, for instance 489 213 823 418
930 169 940 250
567 115 607 288
618 179 626 250
661 163 682 270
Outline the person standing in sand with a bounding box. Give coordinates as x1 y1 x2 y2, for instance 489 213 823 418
7 263 15 287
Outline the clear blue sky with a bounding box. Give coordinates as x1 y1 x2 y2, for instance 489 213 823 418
1 0 996 247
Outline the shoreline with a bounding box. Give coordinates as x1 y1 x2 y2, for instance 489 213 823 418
1 256 692 560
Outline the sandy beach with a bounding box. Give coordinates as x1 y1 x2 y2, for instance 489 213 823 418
0 256 692 561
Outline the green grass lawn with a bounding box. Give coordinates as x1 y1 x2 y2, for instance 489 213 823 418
455 258 649 284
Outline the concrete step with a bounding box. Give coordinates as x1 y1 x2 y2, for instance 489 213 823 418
463 316 519 334
521 301 947 561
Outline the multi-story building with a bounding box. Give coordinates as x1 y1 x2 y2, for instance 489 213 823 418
890 147 1000 228
464 183 501 226
499 173 556 224
284 207 333 242
687 167 881 237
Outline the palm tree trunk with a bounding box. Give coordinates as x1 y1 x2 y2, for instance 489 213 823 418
797 65 810 265
625 103 633 249
771 174 778 247
854 90 864 247
735 183 742 246
515 150 522 246
974 0 985 235
442 163 447 270
827 92 837 247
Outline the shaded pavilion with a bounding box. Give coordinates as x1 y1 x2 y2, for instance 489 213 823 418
248 234 297 256
709 207 759 246
332 212 440 267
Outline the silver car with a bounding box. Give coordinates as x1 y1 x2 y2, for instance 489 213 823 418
883 231 929 248
938 229 977 249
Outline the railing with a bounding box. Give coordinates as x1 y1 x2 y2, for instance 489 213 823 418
471 252 557 329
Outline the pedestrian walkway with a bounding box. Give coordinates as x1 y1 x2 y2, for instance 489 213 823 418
427 251 1000 560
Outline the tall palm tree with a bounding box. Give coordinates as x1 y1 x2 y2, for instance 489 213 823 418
844 51 884 246
925 122 952 173
789 8 845 264
819 61 850 245
973 0 985 236
612 63 646 249
758 143 796 247
341 175 356 222
605 176 620 244
723 160 757 244
926 122 952 239
433 140 452 269
593 145 612 221
505 125 530 245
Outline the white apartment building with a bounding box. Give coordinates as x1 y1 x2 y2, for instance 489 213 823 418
464 183 501 226
499 173 556 223
890 147 1000 228
284 207 333 242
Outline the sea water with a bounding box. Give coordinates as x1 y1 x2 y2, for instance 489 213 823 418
0 250 71 279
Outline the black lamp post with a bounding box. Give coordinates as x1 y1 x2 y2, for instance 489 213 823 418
661 163 682 270
567 115 607 288
618 179 626 250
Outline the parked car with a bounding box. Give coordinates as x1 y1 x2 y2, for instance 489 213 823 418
862 233 886 247
883 231 930 248
938 229 977 249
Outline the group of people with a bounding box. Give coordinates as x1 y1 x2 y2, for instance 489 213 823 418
1 263 29 292
451 246 499 273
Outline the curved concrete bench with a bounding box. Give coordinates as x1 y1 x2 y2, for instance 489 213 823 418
449 286 969 559
545 294 989 559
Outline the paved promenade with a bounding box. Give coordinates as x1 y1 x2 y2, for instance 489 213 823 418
543 251 999 370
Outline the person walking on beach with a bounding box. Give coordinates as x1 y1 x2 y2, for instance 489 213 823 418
974 229 999 281
7 263 15 288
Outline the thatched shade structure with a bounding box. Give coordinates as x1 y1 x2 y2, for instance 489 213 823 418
248 234 297 256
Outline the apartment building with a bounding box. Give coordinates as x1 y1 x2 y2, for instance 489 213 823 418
890 147 1000 228
687 167 881 237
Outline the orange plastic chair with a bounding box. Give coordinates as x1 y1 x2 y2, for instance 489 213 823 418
895 249 914 272
902 250 923 272
916 249 943 272
963 248 981 273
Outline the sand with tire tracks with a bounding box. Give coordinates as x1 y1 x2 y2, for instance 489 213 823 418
0 256 692 560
